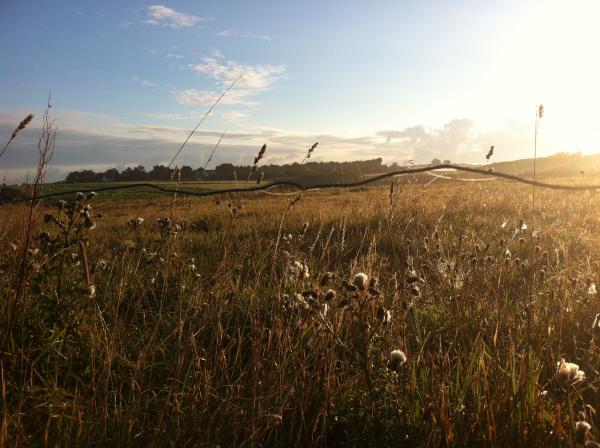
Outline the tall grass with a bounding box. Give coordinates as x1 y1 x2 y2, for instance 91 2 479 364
2 177 600 446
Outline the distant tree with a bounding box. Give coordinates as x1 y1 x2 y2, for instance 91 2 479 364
121 165 147 181
431 158 442 165
214 163 235 179
179 165 195 181
103 168 120 181
194 167 206 179
443 159 452 165
149 165 174 181
66 169 101 183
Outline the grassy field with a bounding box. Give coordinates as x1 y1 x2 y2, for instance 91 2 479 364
2 180 600 446
35 181 255 199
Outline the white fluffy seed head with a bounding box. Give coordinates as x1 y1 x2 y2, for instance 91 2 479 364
556 359 586 387
353 272 368 290
577 421 592 444
387 349 407 372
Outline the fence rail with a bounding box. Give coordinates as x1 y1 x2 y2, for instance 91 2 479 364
1 164 598 206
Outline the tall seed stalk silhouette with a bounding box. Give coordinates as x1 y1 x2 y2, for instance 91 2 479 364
167 74 243 169
0 113 34 159
532 104 544 211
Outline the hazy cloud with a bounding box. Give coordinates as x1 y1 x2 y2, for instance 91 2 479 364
0 110 533 183
193 55 286 90
220 110 248 123
143 111 203 121
174 88 256 106
176 54 286 106
378 118 478 162
144 5 203 28
132 77 157 87
216 30 271 42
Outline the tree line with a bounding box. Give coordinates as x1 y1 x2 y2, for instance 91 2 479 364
64 158 427 183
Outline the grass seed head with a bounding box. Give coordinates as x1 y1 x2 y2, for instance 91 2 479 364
8 113 34 141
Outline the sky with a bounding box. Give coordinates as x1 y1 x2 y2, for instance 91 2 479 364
1 0 600 182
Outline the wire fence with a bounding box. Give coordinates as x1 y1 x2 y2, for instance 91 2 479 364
1 164 598 206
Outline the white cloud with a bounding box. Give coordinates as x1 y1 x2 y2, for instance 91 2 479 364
132 77 157 87
144 5 203 28
220 110 248 123
193 56 286 90
178 54 286 105
377 118 477 162
143 111 203 121
217 30 271 42
166 53 184 59
175 88 256 106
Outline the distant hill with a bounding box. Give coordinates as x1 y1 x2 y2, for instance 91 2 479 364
485 152 598 178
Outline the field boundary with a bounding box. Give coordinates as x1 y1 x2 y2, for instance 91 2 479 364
1 163 599 206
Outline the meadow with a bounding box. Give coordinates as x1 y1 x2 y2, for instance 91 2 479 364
2 178 600 447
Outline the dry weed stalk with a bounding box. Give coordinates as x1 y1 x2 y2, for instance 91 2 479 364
300 142 318 164
0 113 34 159
5 95 55 348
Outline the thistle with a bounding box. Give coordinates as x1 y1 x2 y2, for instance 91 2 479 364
323 289 336 301
576 420 591 444
320 272 334 287
556 359 585 387
387 349 407 372
352 273 368 290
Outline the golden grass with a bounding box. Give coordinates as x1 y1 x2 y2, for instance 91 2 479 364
2 181 600 446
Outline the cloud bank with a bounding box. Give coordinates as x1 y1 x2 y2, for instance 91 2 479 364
0 110 530 184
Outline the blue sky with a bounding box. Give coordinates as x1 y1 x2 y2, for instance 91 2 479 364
2 0 600 181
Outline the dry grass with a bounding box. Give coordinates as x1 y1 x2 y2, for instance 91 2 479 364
2 180 600 446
